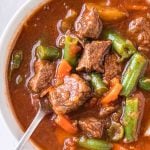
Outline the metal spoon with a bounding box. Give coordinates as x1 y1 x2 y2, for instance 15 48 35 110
15 100 51 150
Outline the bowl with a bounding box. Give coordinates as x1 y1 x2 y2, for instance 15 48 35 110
0 0 51 149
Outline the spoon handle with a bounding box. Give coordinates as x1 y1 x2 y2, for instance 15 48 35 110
15 108 46 150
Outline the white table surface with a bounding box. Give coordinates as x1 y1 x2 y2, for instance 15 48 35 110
0 1 26 149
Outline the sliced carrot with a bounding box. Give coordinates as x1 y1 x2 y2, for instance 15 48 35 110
113 144 128 150
55 115 78 134
56 59 72 80
69 44 81 57
101 78 122 105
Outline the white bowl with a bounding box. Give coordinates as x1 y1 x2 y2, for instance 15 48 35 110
0 0 51 149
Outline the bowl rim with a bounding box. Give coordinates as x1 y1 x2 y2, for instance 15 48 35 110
0 0 50 149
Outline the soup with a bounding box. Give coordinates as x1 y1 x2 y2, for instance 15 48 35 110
8 0 150 149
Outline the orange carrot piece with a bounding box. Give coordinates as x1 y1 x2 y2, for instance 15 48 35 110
55 115 78 134
101 78 122 105
113 144 127 150
69 44 81 57
56 59 72 79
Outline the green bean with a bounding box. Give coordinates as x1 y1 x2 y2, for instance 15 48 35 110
103 30 136 61
63 36 80 66
9 50 23 80
90 73 108 96
11 51 23 70
123 97 139 143
107 122 124 142
78 137 112 150
36 45 60 60
139 77 150 91
121 53 147 97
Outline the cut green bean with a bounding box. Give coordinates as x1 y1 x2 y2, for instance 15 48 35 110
64 36 79 66
36 45 60 60
63 36 80 67
11 51 23 70
121 53 147 97
123 97 139 143
78 137 112 150
9 50 23 80
107 122 124 142
139 77 150 91
103 30 136 61
90 73 108 96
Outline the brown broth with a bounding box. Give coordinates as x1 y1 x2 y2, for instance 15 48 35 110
8 0 150 149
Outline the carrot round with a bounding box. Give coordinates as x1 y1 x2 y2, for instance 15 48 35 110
55 115 78 134
101 78 122 105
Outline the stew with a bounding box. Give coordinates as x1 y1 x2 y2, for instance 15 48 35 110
8 0 150 150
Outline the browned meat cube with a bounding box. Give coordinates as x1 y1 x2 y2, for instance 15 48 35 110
128 17 150 51
63 137 78 150
76 41 111 73
49 74 91 114
75 5 103 39
99 105 119 118
29 60 55 93
79 117 104 138
103 54 122 81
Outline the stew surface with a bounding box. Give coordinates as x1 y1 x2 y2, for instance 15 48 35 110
8 0 150 150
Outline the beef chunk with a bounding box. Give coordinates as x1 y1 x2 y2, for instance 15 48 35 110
84 97 98 108
104 54 122 81
79 117 104 138
49 74 91 114
63 137 78 150
76 41 111 73
128 17 150 51
75 5 102 39
29 60 55 92
99 105 119 118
